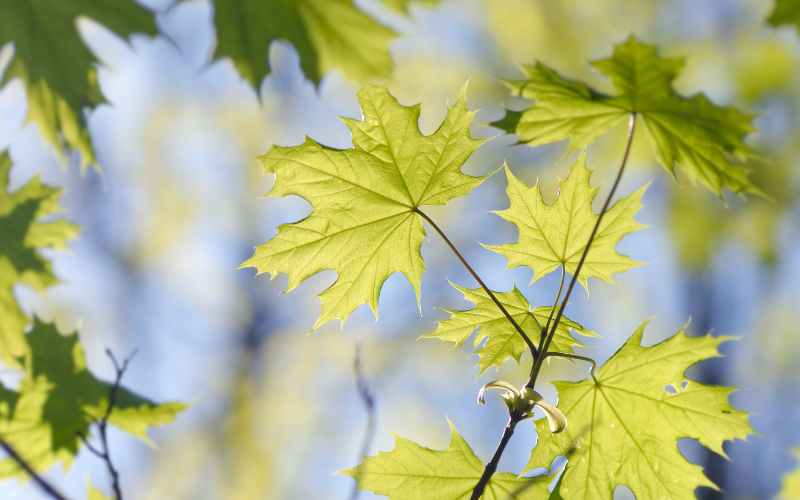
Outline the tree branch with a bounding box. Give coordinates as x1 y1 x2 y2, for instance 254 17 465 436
77 349 137 500
350 343 376 500
0 435 72 500
470 416 520 500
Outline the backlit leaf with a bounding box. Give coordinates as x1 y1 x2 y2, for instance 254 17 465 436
780 448 800 499
240 82 492 329
422 282 597 376
0 0 157 167
525 321 753 500
768 0 800 30
500 36 759 196
0 318 188 479
485 152 647 293
0 152 79 365
208 0 397 86
340 420 555 500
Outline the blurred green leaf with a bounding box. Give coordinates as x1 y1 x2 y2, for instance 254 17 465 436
0 152 79 365
500 36 760 196
340 420 555 499
87 483 112 500
208 0 398 86
0 0 157 168
423 282 596 377
527 321 753 500
240 82 491 329
768 0 800 30
0 318 188 480
485 152 647 293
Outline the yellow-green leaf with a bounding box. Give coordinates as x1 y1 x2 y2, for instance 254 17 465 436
502 36 759 196
781 448 800 499
87 483 112 500
339 420 554 500
0 0 156 168
0 318 188 480
485 152 647 293
526 321 753 500
208 0 397 86
423 282 597 376
240 83 491 329
0 152 79 364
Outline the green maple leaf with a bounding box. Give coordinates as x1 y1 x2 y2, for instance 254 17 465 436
525 320 753 500
500 36 759 196
208 0 398 86
0 152 79 364
340 420 555 500
768 0 800 29
485 152 647 293
0 318 187 479
422 282 597 376
0 0 156 168
240 83 491 329
781 448 800 499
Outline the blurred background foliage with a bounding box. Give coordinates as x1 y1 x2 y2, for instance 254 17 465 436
0 0 799 499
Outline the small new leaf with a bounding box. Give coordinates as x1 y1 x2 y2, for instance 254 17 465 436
501 36 759 196
340 420 554 500
526 321 753 500
423 282 597 376
241 83 491 329
0 152 79 365
0 318 187 479
485 152 647 292
208 0 397 86
0 0 157 167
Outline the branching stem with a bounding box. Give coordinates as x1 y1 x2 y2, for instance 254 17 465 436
528 114 637 389
539 267 566 352
77 349 137 500
0 435 72 500
471 114 637 499
469 416 520 500
415 208 538 359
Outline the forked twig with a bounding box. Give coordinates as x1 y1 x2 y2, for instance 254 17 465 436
76 349 137 500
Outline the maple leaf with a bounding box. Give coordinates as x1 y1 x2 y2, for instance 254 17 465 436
208 0 397 86
240 83 491 329
422 282 597 376
485 152 647 293
0 152 79 365
525 320 753 500
340 420 556 500
0 318 187 479
0 0 156 167
768 0 800 30
781 448 800 499
500 36 759 196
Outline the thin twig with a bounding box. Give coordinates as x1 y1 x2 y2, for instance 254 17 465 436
544 353 598 383
528 114 637 388
470 416 521 500
77 349 137 500
539 267 566 352
415 208 538 359
0 435 72 500
350 344 376 500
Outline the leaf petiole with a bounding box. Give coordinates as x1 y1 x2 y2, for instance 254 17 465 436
414 208 539 360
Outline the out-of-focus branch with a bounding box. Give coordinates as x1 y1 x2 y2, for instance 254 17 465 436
350 343 376 500
0 435 72 500
77 349 137 500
